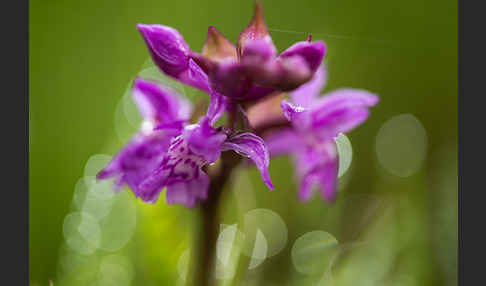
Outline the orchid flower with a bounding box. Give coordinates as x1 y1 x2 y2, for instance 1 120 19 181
265 65 379 202
96 79 191 197
97 79 272 207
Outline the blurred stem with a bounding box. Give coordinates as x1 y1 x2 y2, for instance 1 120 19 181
193 100 275 285
195 149 241 286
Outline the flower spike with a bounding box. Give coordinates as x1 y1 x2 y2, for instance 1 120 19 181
98 1 350 208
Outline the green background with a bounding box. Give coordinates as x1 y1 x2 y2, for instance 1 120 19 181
30 0 457 285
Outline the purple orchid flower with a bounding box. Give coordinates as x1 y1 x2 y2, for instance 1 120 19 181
96 79 191 195
265 65 379 202
136 0 326 101
97 78 273 207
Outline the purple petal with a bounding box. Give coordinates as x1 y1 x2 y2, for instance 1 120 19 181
264 128 302 157
190 53 277 100
241 37 277 62
184 118 227 163
237 0 274 56
297 172 315 201
207 90 229 125
318 156 338 202
290 64 327 107
135 162 170 203
280 100 308 121
165 170 210 208
154 120 186 131
243 54 313 91
137 24 190 76
205 60 251 99
202 53 314 99
237 2 314 92
297 160 337 202
133 78 192 123
309 89 379 138
294 139 338 202
137 24 210 92
137 133 213 205
222 132 274 190
97 130 180 202
279 40 326 73
179 58 211 92
244 86 276 101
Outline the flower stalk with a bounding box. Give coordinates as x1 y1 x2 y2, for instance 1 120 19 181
195 151 241 286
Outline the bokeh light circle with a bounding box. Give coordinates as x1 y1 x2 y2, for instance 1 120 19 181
247 229 268 270
114 95 138 143
122 85 143 129
97 255 134 286
84 154 112 180
291 230 340 275
63 212 101 255
335 133 353 178
375 114 427 177
72 177 89 211
242 209 287 259
215 224 243 279
98 190 137 251
81 178 115 220
177 249 191 282
216 224 241 266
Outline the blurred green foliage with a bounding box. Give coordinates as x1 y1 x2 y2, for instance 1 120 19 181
30 0 456 285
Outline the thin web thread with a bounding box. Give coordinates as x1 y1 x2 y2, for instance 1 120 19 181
268 27 398 47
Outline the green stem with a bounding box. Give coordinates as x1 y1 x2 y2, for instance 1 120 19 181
194 151 241 286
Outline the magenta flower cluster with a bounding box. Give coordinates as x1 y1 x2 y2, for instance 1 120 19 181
97 1 378 207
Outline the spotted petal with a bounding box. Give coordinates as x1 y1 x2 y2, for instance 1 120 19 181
165 169 210 208
184 118 228 163
96 129 181 201
137 134 212 205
